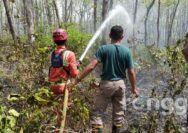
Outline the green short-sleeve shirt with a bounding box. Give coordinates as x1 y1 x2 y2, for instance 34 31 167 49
95 44 134 81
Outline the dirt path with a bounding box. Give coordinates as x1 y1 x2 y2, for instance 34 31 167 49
101 67 188 133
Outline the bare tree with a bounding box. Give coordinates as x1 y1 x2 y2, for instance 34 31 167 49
53 0 61 27
94 0 97 32
45 0 52 25
0 2 3 37
102 0 109 43
15 0 21 36
144 0 156 45
64 0 68 23
132 0 138 56
3 0 17 44
23 0 35 45
0 0 187 48
167 0 180 45
133 0 138 40
66 0 73 23
110 0 113 9
41 0 46 29
34 0 39 26
68 0 73 22
79 6 84 29
102 0 109 21
133 0 138 24
157 0 161 46
165 8 170 45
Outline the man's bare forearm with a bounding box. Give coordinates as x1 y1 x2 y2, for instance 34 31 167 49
128 68 137 91
78 64 94 80
76 59 99 82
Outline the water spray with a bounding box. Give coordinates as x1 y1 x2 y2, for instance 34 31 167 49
79 5 132 62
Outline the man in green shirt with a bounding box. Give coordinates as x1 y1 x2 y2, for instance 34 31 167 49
70 25 139 133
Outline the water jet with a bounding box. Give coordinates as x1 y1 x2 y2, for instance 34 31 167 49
79 5 132 62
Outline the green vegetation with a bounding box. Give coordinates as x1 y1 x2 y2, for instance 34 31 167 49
1 31 187 132
0 24 92 132
0 23 187 132
1 0 188 132
131 40 188 133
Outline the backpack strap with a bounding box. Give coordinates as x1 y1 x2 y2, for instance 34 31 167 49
62 51 70 67
50 49 66 66
114 45 127 78
60 49 70 75
50 49 71 68
49 49 68 77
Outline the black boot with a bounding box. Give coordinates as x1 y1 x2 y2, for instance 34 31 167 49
112 125 121 133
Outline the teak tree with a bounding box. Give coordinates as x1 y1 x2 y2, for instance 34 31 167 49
3 0 17 44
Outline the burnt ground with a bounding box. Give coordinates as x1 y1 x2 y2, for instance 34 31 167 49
0 60 187 133
101 68 188 133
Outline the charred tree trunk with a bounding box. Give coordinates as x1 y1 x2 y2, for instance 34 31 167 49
64 0 68 23
132 0 138 56
133 0 138 24
157 0 161 46
102 0 109 21
102 0 109 44
66 0 73 23
167 0 180 45
15 1 20 36
0 2 3 37
3 0 17 44
52 4 56 26
144 0 155 45
21 1 27 34
41 0 45 29
133 0 138 40
94 0 97 32
165 9 170 45
31 0 34 23
110 0 113 9
69 0 73 22
23 0 35 45
35 0 39 26
45 0 52 25
53 0 61 27
79 9 84 30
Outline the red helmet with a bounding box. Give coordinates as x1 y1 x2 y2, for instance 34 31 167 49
53 28 68 41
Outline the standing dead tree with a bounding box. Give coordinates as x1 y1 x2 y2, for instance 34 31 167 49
3 0 17 44
133 0 138 41
102 0 109 21
65 0 73 23
45 0 52 25
157 0 161 46
93 0 97 32
133 0 138 25
144 0 156 45
102 0 109 44
110 0 113 9
0 2 3 37
68 0 73 23
23 0 35 45
167 0 180 45
64 0 68 23
53 0 61 27
132 0 138 55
